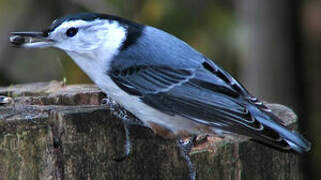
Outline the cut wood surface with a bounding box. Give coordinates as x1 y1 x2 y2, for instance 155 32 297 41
0 81 302 180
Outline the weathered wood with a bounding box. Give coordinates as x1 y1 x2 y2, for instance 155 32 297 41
0 81 302 180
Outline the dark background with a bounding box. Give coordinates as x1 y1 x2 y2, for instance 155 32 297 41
0 0 320 179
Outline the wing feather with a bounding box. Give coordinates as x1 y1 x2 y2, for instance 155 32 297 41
110 66 195 95
110 63 310 152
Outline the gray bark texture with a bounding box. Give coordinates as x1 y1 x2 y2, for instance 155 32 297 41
0 81 302 180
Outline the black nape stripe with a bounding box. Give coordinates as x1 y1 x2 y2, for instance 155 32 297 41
120 23 144 51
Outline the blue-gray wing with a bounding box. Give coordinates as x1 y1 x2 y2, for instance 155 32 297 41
110 65 195 96
109 60 310 152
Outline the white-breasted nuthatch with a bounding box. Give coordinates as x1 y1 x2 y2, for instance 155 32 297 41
9 12 311 179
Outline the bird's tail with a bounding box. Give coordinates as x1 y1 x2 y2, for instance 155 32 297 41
255 113 311 153
284 131 311 153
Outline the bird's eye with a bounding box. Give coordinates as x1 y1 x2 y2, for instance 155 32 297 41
66 27 78 37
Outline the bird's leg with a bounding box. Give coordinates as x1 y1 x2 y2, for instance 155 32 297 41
114 121 132 161
101 95 143 161
177 135 197 180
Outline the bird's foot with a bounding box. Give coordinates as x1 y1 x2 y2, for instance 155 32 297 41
101 96 119 112
101 96 145 126
177 135 197 180
101 97 131 125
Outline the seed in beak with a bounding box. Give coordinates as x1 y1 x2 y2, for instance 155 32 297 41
9 35 26 46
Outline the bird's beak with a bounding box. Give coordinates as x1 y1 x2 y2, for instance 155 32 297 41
9 32 55 48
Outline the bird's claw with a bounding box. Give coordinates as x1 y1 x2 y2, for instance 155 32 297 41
179 135 197 152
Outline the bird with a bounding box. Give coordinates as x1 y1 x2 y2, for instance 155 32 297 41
10 12 311 179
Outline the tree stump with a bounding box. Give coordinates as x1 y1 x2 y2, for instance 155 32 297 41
0 81 302 180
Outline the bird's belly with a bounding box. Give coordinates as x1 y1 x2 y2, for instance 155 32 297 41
96 77 211 138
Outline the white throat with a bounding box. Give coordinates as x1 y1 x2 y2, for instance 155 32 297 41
64 19 126 88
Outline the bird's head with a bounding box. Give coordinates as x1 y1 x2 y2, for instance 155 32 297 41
9 13 143 58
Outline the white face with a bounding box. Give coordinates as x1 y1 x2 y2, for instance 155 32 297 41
50 19 126 54
49 19 127 87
